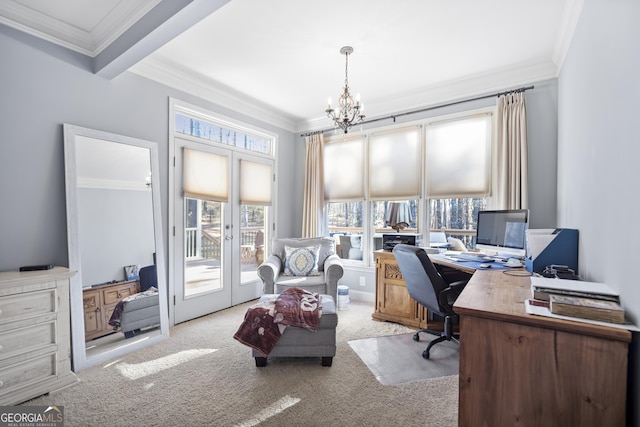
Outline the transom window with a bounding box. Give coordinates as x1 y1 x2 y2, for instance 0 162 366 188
175 113 271 155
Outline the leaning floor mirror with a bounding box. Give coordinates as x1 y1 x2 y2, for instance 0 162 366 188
64 124 169 371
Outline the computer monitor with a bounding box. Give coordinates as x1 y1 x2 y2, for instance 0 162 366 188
475 209 529 258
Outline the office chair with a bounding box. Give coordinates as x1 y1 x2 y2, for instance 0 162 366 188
392 244 469 359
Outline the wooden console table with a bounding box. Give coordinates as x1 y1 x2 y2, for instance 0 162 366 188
83 279 139 341
373 250 429 329
454 270 631 426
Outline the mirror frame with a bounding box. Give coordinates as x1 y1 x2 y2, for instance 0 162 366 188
64 124 169 371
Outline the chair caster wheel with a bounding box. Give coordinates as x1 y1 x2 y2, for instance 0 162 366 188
413 333 420 342
422 350 430 359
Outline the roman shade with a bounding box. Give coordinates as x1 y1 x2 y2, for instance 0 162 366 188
240 159 272 205
426 114 492 198
182 147 229 202
324 135 365 201
369 125 421 200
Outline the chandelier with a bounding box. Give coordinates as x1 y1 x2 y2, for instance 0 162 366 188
325 46 365 133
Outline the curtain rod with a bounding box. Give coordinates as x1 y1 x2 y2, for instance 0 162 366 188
300 85 534 137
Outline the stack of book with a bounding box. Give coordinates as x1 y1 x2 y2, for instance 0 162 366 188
530 277 625 324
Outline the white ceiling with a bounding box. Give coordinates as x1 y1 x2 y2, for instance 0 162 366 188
0 0 583 132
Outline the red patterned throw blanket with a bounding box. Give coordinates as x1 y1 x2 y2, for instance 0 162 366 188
233 287 322 357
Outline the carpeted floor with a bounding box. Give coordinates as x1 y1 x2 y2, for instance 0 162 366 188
349 333 459 385
23 300 459 427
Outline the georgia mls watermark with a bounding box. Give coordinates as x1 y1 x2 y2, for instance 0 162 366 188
0 406 64 427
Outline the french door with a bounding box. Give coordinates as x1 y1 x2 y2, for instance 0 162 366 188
172 137 271 324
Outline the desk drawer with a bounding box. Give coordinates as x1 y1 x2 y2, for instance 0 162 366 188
0 353 56 399
0 322 56 364
0 290 56 325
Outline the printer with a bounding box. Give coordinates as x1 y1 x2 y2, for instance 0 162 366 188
382 233 423 251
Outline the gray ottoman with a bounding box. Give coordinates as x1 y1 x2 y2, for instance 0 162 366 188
253 294 338 367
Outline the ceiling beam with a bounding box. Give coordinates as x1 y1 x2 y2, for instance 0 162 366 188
95 0 230 79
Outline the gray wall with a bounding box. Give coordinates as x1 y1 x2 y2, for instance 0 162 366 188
558 0 639 424
78 188 154 285
0 27 297 275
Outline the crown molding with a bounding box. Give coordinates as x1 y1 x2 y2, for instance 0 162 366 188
297 60 559 133
135 56 558 136
552 0 584 69
0 0 159 57
129 56 298 132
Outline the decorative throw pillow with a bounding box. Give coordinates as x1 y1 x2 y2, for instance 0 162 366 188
283 245 320 276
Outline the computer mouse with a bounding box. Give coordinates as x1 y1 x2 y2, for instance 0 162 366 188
479 263 492 269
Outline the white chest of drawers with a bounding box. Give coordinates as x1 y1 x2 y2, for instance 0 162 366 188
0 267 78 404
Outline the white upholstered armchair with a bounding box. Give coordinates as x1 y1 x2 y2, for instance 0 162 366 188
256 237 344 301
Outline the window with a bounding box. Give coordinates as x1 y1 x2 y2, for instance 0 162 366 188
429 197 486 247
425 114 492 247
327 201 364 261
175 113 271 155
322 108 494 265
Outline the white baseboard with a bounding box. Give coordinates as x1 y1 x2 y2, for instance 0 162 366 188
344 289 375 303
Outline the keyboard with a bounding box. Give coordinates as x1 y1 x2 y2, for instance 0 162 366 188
449 253 494 263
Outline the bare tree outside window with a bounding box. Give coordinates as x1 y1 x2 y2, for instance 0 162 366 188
429 198 486 247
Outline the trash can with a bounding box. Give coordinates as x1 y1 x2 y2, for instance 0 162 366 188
337 285 349 310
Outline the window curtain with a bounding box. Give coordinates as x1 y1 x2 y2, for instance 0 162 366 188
301 133 325 237
496 92 528 209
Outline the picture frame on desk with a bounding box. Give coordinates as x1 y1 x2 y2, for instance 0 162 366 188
124 264 140 281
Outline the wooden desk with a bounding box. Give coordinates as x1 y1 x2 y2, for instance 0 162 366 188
430 253 477 274
454 270 630 426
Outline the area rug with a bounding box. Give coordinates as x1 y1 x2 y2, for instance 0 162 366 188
348 333 459 385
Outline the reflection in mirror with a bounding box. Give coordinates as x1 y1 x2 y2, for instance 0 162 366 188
64 124 169 371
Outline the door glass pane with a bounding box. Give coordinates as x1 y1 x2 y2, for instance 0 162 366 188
239 205 265 283
184 198 222 297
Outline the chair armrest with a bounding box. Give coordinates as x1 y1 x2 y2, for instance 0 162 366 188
323 254 344 300
438 280 468 315
257 255 282 294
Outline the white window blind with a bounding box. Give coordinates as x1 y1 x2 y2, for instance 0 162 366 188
324 135 365 201
369 125 421 200
182 148 229 202
426 114 492 198
240 159 272 205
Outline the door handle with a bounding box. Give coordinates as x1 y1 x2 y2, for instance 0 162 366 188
225 235 233 240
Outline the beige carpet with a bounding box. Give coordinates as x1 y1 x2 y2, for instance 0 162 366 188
23 300 459 427
349 333 459 385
